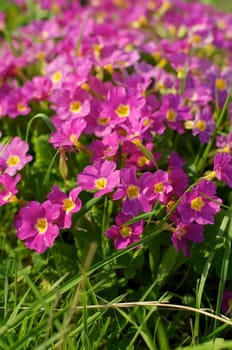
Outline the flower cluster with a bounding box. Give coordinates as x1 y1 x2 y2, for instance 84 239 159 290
1 0 232 255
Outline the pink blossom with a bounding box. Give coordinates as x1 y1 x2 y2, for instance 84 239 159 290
15 200 60 253
177 180 222 225
214 152 232 188
47 185 82 229
113 166 152 216
105 212 144 249
192 106 215 144
0 173 21 206
49 117 87 150
171 222 204 257
77 160 120 197
1 137 32 176
145 170 173 205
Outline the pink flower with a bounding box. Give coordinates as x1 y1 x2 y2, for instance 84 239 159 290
47 185 82 229
7 87 31 119
177 180 222 225
24 76 52 101
98 86 145 129
171 222 204 257
1 137 32 176
154 94 192 134
50 87 91 120
216 131 232 153
145 170 173 205
214 152 232 188
113 166 152 216
89 132 120 162
15 200 60 253
0 173 21 206
77 160 120 197
105 212 144 249
192 106 215 144
49 117 87 150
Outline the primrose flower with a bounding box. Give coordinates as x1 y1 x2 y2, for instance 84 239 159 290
113 166 152 216
154 94 192 134
0 173 21 206
45 56 72 88
192 106 215 144
15 200 60 254
1 137 32 176
171 222 204 257
89 132 120 162
99 86 145 127
77 160 120 197
145 170 173 205
7 88 31 119
49 117 87 149
47 185 82 229
105 212 144 249
221 290 232 316
216 131 232 153
214 152 232 188
177 179 222 225
24 76 52 101
50 87 91 120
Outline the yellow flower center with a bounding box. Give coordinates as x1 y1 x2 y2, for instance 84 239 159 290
215 78 227 91
93 44 103 58
177 67 184 79
177 227 186 240
115 104 130 118
7 155 20 167
40 31 48 40
52 70 62 83
17 102 26 112
166 108 177 122
36 51 45 60
81 83 90 91
143 118 151 127
167 200 175 210
97 117 110 126
70 133 78 144
104 64 113 74
35 218 48 235
191 196 204 211
191 34 202 45
113 0 129 8
95 177 107 190
126 185 140 200
3 192 13 202
63 198 75 213
119 226 132 238
69 101 82 114
137 156 149 167
196 120 206 132
154 182 164 193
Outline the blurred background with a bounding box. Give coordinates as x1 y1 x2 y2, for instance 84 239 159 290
197 0 232 12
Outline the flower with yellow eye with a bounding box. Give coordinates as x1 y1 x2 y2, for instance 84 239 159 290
47 185 82 229
2 137 32 176
77 160 120 197
105 212 144 249
177 180 222 225
15 200 60 254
